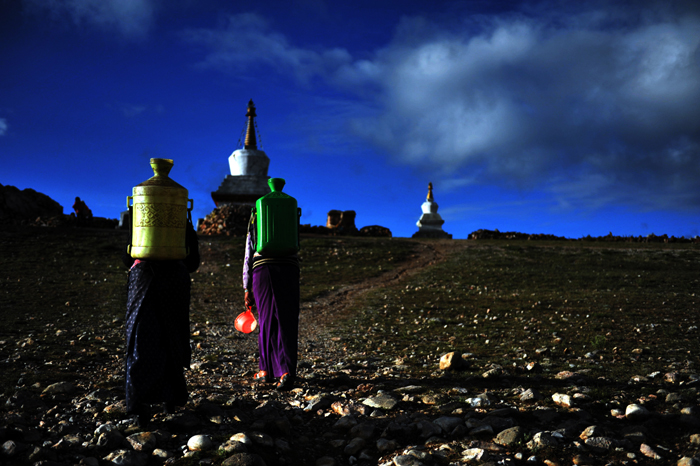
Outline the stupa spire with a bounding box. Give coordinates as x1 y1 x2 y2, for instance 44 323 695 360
244 99 257 150
211 99 270 206
412 181 452 239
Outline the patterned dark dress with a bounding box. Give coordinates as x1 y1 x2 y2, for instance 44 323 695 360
122 221 199 414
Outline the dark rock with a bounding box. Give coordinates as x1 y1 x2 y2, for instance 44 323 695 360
127 432 157 452
222 452 268 466
164 412 202 430
27 445 58 463
359 225 392 237
494 426 524 446
0 184 63 221
2 439 19 457
478 416 515 433
103 449 148 466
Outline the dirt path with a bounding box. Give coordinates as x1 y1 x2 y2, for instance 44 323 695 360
299 238 469 340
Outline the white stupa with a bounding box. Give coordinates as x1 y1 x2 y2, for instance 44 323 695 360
211 100 270 206
412 182 452 239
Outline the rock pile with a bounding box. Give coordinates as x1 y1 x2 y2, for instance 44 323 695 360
197 204 253 236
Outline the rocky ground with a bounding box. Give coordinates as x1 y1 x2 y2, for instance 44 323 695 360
2 228 700 466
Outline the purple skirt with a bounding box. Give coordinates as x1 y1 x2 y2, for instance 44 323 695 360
252 262 300 378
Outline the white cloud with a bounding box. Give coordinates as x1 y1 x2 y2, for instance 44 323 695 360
182 13 352 85
120 104 148 118
185 2 700 212
347 5 700 211
0 118 7 136
23 0 157 38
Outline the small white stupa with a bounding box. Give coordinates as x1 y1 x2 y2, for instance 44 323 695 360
412 182 452 239
211 100 270 206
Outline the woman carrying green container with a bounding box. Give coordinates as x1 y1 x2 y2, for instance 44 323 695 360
242 177 301 390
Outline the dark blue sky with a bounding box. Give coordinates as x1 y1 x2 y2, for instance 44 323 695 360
2 0 699 238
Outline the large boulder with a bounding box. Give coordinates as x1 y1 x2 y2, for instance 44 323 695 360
359 225 392 237
0 184 63 221
327 210 358 235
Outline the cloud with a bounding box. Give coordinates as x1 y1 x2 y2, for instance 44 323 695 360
120 104 148 118
345 3 700 212
182 13 352 84
23 0 157 38
185 2 700 212
0 118 7 136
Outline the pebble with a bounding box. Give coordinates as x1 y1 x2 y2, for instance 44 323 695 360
482 367 503 378
332 416 355 432
350 422 376 439
5 341 700 466
230 433 253 445
96 429 125 450
103 449 148 466
433 416 463 432
363 393 398 410
42 381 76 395
640 443 663 460
552 393 573 408
126 431 156 452
520 388 543 401
469 424 494 436
187 434 213 451
316 456 336 466
393 454 425 466
528 432 558 449
249 431 274 447
1 440 17 456
306 393 334 412
462 447 488 461
494 426 524 446
344 437 366 455
153 448 175 460
584 436 614 453
579 425 604 439
625 403 651 420
439 351 468 370
221 452 267 466
377 438 398 452
416 420 441 438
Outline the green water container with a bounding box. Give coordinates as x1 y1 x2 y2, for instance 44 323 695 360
255 178 301 256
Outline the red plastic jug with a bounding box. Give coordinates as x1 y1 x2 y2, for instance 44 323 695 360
234 306 258 333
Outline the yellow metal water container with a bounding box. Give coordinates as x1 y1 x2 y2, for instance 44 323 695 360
127 158 193 260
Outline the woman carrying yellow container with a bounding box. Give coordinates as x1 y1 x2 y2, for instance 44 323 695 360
122 158 200 426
